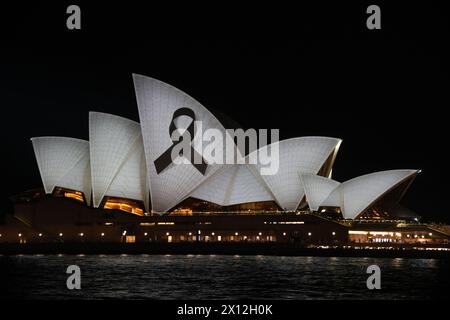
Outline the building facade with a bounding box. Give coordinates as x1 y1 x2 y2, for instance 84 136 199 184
2 74 448 247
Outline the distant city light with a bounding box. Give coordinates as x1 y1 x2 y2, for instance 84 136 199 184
188 232 192 236
59 233 63 237
101 233 105 237
79 233 84 237
258 232 262 236
308 232 312 236
235 232 239 236
18 233 22 237
166 232 170 236
38 233 42 237
332 232 336 236
283 232 286 236
144 232 148 236
122 230 127 236
211 232 215 236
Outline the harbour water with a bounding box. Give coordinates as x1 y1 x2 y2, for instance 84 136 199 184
1 254 449 299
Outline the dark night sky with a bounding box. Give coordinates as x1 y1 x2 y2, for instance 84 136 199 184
0 2 448 222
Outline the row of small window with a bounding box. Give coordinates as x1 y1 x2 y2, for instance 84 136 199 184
0 233 106 238
1 231 339 238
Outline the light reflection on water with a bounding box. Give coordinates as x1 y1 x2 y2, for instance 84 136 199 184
0 254 449 300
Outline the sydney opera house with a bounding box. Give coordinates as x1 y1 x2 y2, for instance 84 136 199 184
1 74 449 246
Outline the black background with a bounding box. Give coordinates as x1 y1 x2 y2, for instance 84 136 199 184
0 1 448 222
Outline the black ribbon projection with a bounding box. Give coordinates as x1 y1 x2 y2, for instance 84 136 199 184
154 108 208 175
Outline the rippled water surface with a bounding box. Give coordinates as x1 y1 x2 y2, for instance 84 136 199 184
1 255 449 299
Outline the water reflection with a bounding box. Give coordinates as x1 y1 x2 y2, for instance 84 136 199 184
0 255 448 300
